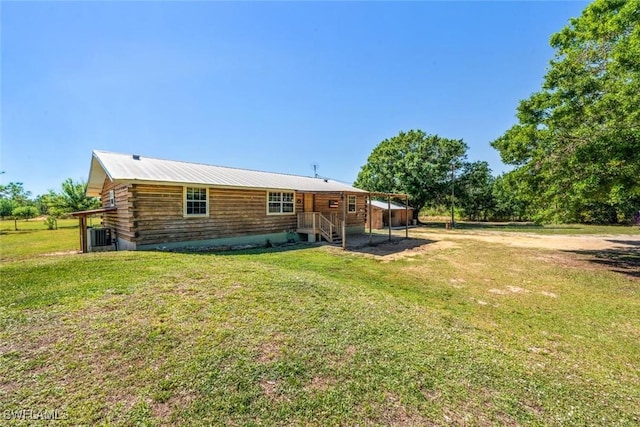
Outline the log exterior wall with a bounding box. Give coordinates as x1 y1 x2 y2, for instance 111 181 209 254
130 185 305 246
312 193 366 228
99 180 366 248
100 178 136 244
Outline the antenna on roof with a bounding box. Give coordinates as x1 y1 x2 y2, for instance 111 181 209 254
312 163 319 178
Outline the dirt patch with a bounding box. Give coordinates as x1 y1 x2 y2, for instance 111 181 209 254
362 392 433 426
151 391 197 421
533 253 599 270
449 278 467 289
42 250 81 257
260 379 287 401
347 229 638 277
350 240 459 261
345 344 357 357
305 376 335 392
257 334 286 363
411 229 639 252
490 287 558 299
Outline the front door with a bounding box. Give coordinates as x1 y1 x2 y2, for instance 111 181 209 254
304 193 314 212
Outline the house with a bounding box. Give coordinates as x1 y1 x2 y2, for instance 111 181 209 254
368 200 414 229
74 150 374 252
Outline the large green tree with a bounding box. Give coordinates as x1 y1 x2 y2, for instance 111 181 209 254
12 205 39 221
491 172 534 222
355 130 467 216
0 182 34 226
0 182 32 206
0 198 17 219
492 0 640 223
45 178 100 213
457 161 495 221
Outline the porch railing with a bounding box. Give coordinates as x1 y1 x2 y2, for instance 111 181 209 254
297 212 317 230
318 213 334 243
297 212 342 243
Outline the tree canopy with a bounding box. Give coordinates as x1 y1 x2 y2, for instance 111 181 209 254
0 178 99 222
456 161 495 222
0 182 32 206
44 178 100 213
355 130 467 215
12 205 39 221
491 0 640 223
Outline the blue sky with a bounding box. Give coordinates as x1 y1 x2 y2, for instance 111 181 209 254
1 1 588 197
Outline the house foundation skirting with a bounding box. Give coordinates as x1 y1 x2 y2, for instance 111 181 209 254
136 231 299 251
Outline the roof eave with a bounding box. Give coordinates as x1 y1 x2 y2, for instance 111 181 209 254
86 151 114 197
110 178 367 194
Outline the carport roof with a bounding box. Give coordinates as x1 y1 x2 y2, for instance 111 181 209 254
369 200 413 210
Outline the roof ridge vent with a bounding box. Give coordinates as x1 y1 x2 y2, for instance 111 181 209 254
132 154 141 160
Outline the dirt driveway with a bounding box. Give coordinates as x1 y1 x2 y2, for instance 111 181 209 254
345 228 639 272
409 229 639 251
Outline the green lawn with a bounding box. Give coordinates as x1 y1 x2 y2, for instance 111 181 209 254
420 220 639 235
0 218 80 260
0 217 82 232
1 230 638 425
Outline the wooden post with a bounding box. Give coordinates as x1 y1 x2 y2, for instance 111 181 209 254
79 216 88 253
405 195 409 238
368 194 372 245
388 195 392 242
312 212 316 235
341 192 347 249
451 162 456 228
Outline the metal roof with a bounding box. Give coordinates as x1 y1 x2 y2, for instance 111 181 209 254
70 207 118 217
87 150 367 197
369 200 413 211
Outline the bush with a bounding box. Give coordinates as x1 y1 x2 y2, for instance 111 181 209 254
44 216 58 230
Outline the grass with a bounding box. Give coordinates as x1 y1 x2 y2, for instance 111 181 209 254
419 220 639 235
0 230 639 425
0 217 83 232
0 218 80 261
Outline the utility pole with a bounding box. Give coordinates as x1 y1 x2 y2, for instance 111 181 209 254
450 162 455 228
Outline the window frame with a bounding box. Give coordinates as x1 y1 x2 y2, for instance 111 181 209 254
183 186 209 217
348 195 357 213
266 190 296 215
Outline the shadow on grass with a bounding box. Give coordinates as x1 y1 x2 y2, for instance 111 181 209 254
607 239 640 247
165 242 318 257
160 234 435 258
0 230 41 235
564 244 640 279
344 237 438 257
0 225 78 235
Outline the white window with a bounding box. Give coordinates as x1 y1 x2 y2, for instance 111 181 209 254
267 191 295 214
108 190 115 207
348 195 357 213
184 187 208 216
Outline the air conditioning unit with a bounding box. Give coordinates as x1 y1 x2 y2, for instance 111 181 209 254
89 228 112 247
